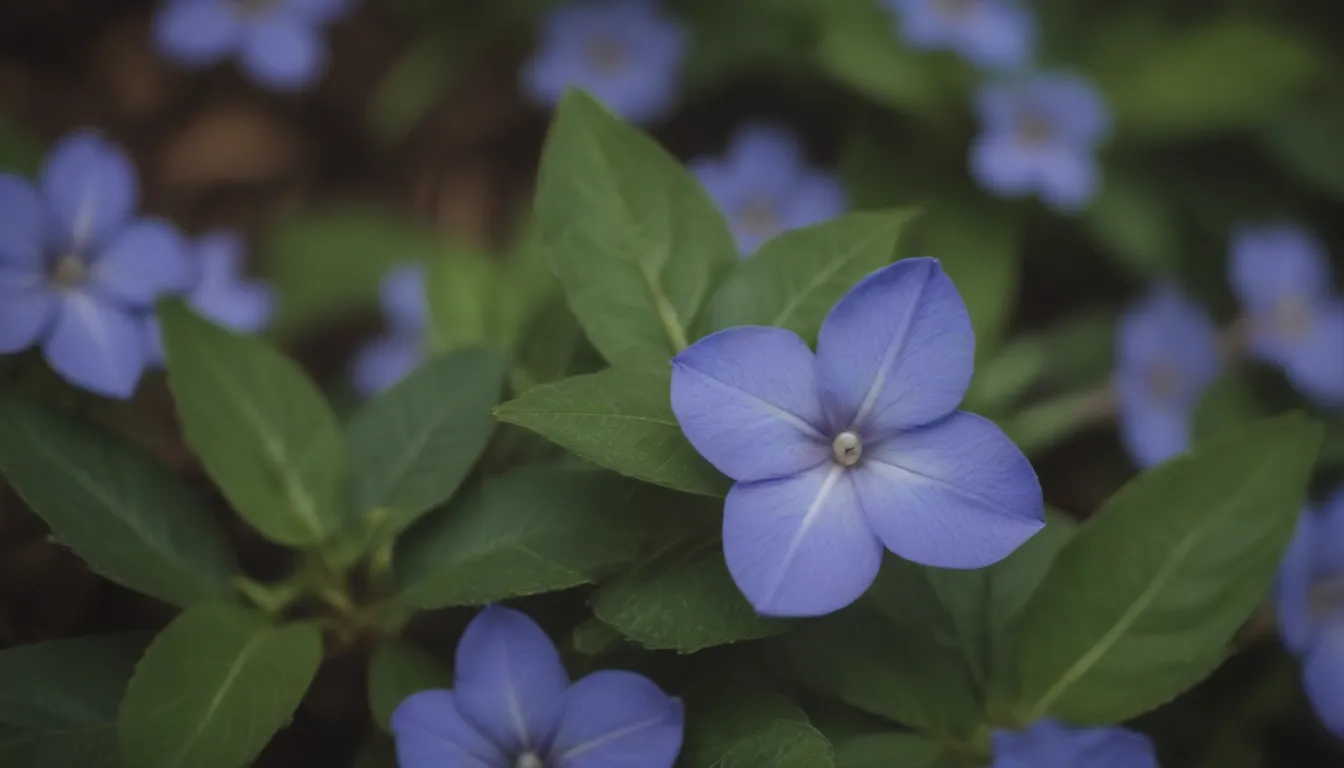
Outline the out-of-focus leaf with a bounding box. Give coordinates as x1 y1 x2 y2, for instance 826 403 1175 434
369 29 477 144
1082 166 1181 276
1262 98 1344 204
0 110 42 175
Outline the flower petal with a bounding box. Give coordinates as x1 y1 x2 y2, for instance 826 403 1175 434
351 334 423 396
723 463 883 617
814 257 974 437
283 0 355 24
992 720 1157 768
969 135 1038 198
1229 224 1331 310
153 0 242 66
189 233 275 333
453 606 569 754
778 171 847 232
1115 400 1192 470
726 124 806 191
1268 300 1344 407
391 690 508 768
856 411 1043 569
40 130 139 251
0 270 57 353
239 14 326 90
549 670 683 768
42 292 146 399
958 3 1036 70
671 326 829 482
1305 624 1344 737
380 262 428 335
1035 148 1099 212
1277 509 1320 655
89 219 191 306
0 173 45 267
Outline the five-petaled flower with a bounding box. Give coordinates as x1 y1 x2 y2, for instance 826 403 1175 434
1277 490 1344 737
392 605 684 768
1229 224 1344 406
884 0 1036 70
153 0 354 91
691 124 848 257
970 71 1110 212
1112 284 1221 469
522 0 687 124
670 257 1045 617
991 719 1159 767
0 130 190 399
144 230 277 364
351 262 427 396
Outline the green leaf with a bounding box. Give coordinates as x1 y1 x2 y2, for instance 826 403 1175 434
368 28 476 144
494 367 730 497
705 210 914 339
161 302 347 547
395 467 644 608
592 549 786 653
535 90 736 367
367 640 452 732
118 605 323 768
1093 18 1321 139
0 634 149 768
780 608 983 743
834 732 957 768
1081 168 1180 276
509 295 586 395
0 391 235 606
424 249 510 352
0 110 42 175
712 721 836 768
1262 98 1344 203
261 207 441 339
571 617 626 655
679 689 809 767
1003 414 1322 724
348 346 507 534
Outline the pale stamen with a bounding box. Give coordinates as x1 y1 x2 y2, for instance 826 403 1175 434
50 254 87 290
832 431 862 467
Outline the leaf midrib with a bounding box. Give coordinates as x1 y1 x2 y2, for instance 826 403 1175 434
159 629 270 766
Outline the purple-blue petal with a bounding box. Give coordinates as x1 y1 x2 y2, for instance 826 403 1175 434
956 2 1036 70
1112 283 1221 416
1034 148 1099 212
1268 300 1344 406
0 269 57 353
969 135 1038 198
1228 224 1331 311
0 173 45 267
88 219 191 307
1022 72 1111 147
42 292 147 399
238 13 326 90
1115 400 1192 470
453 606 569 754
281 0 355 24
188 232 275 334
351 334 423 396
725 124 806 190
380 262 428 335
1277 508 1320 655
722 464 883 617
814 258 974 437
1304 625 1344 738
991 720 1157 768
548 670 683 768
670 326 830 483
391 690 508 768
777 171 847 232
153 0 242 66
39 130 139 251
857 411 1043 569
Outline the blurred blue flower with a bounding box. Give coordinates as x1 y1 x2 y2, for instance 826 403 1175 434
0 130 190 399
691 124 848 256
351 263 426 396
522 0 687 124
1112 285 1221 469
991 719 1159 767
392 605 684 768
671 258 1044 617
144 231 277 364
971 71 1111 211
153 0 354 91
1277 491 1344 736
1228 224 1344 406
884 0 1036 70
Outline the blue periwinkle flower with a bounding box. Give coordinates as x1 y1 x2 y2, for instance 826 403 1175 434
392 606 684 768
144 231 277 364
670 258 1045 617
522 0 687 124
971 71 1110 212
153 0 354 91
1229 224 1344 406
1112 285 1220 469
351 263 426 396
884 0 1036 70
691 124 848 256
1276 490 1344 736
0 130 190 399
991 719 1159 767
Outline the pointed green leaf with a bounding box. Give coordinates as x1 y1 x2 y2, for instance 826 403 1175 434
705 210 914 339
1005 414 1322 724
495 367 729 497
118 605 323 768
395 467 644 608
536 90 737 367
834 732 961 768
367 640 452 732
679 690 809 767
348 346 507 534
714 721 836 768
161 302 347 546
0 634 149 768
0 391 235 606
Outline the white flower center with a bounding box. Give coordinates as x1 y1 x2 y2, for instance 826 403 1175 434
50 253 87 289
515 753 545 768
586 36 627 73
1015 111 1054 146
832 431 862 467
